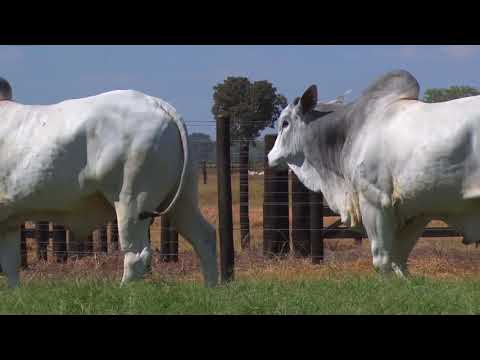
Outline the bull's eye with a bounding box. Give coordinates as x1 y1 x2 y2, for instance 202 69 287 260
282 121 289 129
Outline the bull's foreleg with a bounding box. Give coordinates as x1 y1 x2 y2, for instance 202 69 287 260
0 229 21 288
359 195 396 276
391 217 429 279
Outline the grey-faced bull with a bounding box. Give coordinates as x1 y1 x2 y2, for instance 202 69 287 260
0 78 217 288
268 69 480 278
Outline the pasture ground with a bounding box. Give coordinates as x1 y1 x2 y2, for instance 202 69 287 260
2 275 480 314
3 168 480 314
3 239 480 314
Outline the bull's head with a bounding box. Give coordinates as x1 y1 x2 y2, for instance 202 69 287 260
268 85 318 168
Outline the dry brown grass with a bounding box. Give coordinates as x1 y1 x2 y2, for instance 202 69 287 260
16 168 480 283
19 237 480 284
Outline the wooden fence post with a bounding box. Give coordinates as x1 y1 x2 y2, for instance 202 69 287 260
21 224 28 268
67 230 85 259
107 220 119 252
355 237 363 247
160 214 179 263
91 226 108 255
291 173 311 257
145 219 153 274
66 229 71 257
36 221 49 261
202 160 207 185
169 224 179 263
310 191 324 264
52 224 67 263
263 135 290 257
92 229 100 253
239 140 250 249
100 224 108 254
275 160 290 256
86 233 94 257
216 114 234 283
263 135 276 258
160 215 171 262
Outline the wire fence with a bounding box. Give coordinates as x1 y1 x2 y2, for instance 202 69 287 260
7 118 466 273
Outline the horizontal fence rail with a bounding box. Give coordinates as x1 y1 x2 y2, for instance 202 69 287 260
2 119 468 279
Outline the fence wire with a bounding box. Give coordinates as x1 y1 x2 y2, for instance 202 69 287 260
8 119 466 271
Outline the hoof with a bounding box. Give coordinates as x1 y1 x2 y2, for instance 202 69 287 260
392 263 410 279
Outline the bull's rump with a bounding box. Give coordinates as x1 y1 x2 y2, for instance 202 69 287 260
379 96 480 213
0 90 183 214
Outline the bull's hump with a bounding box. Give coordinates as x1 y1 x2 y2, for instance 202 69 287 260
0 77 12 101
362 70 420 102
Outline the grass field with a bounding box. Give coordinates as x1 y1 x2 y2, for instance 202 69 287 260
4 168 480 314
2 275 480 314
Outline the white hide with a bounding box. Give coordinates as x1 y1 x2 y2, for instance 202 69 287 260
269 81 480 278
0 90 218 287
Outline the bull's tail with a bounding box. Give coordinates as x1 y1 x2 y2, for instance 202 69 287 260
156 104 190 216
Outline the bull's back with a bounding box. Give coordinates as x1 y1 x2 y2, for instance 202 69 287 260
0 90 182 211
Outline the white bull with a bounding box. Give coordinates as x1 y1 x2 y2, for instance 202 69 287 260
268 70 480 278
0 78 217 287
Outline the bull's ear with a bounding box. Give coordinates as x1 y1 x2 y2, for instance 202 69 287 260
298 85 318 115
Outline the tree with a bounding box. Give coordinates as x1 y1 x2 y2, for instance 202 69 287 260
423 86 480 103
212 77 287 249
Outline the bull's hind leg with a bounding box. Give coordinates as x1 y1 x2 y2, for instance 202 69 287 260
443 213 480 245
169 165 218 287
114 198 153 284
101 189 156 284
170 203 218 287
101 148 171 284
0 229 21 288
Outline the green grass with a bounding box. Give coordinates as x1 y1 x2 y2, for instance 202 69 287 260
1 275 480 314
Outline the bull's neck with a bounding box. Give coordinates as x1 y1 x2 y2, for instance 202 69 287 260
288 109 355 217
304 111 350 179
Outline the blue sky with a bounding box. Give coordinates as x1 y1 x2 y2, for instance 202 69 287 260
1 45 480 138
